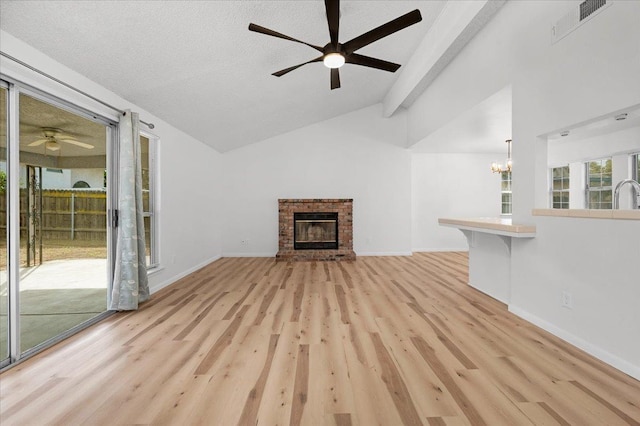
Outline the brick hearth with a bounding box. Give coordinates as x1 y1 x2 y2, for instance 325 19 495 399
276 199 356 261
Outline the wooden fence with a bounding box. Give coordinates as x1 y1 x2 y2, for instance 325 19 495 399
0 189 107 242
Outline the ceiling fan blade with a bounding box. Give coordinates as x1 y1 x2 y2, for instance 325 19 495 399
28 139 48 147
325 0 340 48
56 134 79 140
272 56 324 77
346 53 401 72
61 139 94 149
249 23 324 53
342 9 422 54
331 68 341 90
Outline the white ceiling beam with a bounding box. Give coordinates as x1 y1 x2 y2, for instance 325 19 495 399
382 0 506 118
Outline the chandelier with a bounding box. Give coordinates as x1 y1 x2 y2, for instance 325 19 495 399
491 139 512 174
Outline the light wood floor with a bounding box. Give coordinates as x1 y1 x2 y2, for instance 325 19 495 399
1 253 639 425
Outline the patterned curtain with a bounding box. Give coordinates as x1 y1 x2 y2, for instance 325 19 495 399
109 110 149 310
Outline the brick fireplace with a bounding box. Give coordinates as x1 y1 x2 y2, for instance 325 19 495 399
276 199 356 261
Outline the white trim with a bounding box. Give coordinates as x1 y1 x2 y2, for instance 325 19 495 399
139 131 160 269
222 252 277 258
7 81 21 362
356 251 412 257
509 305 640 381
469 281 508 304
146 266 165 277
221 251 415 258
148 254 222 294
412 247 469 252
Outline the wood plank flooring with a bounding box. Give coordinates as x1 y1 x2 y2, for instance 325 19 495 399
1 252 639 425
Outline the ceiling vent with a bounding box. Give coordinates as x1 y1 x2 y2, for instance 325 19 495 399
551 0 611 44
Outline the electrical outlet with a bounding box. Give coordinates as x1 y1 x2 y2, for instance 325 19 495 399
561 291 573 309
241 239 249 246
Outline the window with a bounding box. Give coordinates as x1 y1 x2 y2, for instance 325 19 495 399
551 166 570 209
501 171 512 215
72 180 90 188
140 134 159 269
586 158 612 209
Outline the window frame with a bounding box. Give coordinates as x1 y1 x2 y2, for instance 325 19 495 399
140 131 160 270
550 165 570 209
501 171 512 216
585 157 613 209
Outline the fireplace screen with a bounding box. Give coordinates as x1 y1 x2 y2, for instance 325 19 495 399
294 212 338 250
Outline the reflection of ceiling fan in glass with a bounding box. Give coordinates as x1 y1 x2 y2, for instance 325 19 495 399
28 127 94 151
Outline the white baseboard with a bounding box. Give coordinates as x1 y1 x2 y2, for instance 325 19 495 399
356 251 413 256
222 251 414 258
412 247 469 252
149 254 222 295
509 305 640 381
222 252 277 258
468 281 508 304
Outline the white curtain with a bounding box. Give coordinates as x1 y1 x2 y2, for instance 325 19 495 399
109 110 149 310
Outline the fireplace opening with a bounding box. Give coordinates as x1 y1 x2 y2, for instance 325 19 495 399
294 212 338 250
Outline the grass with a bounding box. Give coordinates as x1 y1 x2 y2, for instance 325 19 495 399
0 240 107 269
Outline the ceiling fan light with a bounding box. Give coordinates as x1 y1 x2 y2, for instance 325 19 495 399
323 53 345 69
45 140 61 151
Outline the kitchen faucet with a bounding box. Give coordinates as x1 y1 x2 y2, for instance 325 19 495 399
613 179 640 209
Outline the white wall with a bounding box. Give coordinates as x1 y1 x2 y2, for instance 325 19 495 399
222 104 497 256
221 104 412 257
512 1 640 379
41 167 70 188
406 1 640 378
69 169 103 188
411 153 501 251
155 122 224 292
511 217 640 379
0 31 224 294
548 125 640 166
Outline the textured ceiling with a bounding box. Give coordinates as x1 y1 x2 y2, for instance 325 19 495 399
0 0 447 153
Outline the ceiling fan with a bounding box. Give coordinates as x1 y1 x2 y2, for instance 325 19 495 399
27 127 94 151
249 0 422 90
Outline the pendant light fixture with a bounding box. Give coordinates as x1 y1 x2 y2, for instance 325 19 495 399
491 139 512 174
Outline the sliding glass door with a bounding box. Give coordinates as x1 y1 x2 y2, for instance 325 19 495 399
18 92 111 354
0 84 8 368
0 79 115 366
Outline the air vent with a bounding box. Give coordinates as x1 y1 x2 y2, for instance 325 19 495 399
580 0 606 21
551 0 611 44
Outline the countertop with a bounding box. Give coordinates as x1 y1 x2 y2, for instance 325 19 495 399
438 217 536 238
532 209 640 220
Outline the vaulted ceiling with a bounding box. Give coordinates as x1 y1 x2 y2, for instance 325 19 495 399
0 1 505 153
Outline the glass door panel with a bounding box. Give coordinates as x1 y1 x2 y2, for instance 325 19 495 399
18 93 108 353
141 135 151 266
0 86 8 364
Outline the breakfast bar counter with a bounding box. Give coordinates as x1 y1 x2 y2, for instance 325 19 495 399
438 217 536 304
